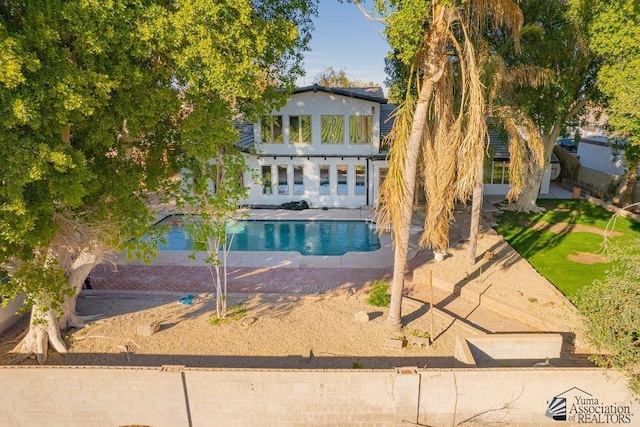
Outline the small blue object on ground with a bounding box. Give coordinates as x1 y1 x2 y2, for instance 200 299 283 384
178 295 194 305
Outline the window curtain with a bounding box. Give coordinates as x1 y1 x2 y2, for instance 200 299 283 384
349 115 372 144
321 115 344 143
290 116 311 143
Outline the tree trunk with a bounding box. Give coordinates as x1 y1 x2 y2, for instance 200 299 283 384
509 160 546 212
9 251 97 364
616 159 639 208
386 8 449 330
509 132 559 212
467 160 484 265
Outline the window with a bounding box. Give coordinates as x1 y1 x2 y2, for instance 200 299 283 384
261 116 283 143
319 165 330 195
354 165 366 195
337 165 348 195
378 167 388 189
349 115 373 144
321 115 344 144
261 165 272 194
483 159 510 184
277 165 288 194
289 116 311 144
293 165 304 195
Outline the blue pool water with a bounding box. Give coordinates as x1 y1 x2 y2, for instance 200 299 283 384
155 217 380 256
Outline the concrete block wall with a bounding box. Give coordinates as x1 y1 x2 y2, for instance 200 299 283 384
1 366 637 426
418 369 638 427
456 334 563 367
184 369 415 426
0 366 189 427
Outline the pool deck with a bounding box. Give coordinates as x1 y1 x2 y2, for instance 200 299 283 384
91 207 424 295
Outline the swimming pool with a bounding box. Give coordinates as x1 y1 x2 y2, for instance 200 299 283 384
155 217 381 256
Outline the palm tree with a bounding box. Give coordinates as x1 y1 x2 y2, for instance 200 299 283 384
374 0 523 330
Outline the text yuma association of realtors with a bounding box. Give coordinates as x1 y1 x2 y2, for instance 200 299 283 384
568 395 633 424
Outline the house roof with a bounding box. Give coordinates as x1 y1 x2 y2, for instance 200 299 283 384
235 121 255 150
488 127 510 161
379 103 396 138
292 84 387 104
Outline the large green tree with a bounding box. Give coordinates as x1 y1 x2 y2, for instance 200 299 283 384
485 0 599 212
368 0 523 329
313 65 378 87
571 0 640 207
0 0 316 363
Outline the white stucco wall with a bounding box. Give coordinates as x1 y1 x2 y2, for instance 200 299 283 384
243 91 384 208
254 91 381 156
577 137 626 175
0 293 25 334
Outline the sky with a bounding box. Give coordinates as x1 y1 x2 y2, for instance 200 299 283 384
296 1 391 92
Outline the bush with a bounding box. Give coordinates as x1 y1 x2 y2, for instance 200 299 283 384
575 240 640 396
367 279 390 307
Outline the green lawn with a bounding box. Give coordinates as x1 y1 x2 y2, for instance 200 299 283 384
495 199 640 300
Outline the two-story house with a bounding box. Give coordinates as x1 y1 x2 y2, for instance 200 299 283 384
237 84 555 209
239 85 393 208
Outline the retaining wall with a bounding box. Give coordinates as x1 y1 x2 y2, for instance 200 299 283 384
0 366 637 426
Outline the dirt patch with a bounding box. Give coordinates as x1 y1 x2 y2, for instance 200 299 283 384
0 291 472 369
525 220 623 237
567 252 609 265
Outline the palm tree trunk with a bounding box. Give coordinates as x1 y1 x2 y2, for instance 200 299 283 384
386 8 450 330
467 159 484 265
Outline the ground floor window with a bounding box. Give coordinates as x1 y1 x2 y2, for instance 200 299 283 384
355 165 366 195
261 165 272 194
337 165 348 195
277 165 288 195
293 165 304 195
483 159 510 184
319 165 330 195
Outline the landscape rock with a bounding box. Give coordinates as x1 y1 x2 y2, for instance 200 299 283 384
353 311 370 322
137 323 160 336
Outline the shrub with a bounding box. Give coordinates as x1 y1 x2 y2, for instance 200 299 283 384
367 279 390 307
209 302 248 326
575 240 640 396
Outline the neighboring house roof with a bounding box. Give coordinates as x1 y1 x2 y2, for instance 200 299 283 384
293 84 387 104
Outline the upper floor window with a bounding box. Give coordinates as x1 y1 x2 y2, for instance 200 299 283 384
321 115 344 144
350 115 373 144
261 116 283 143
289 116 311 144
